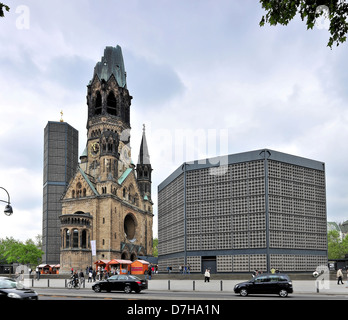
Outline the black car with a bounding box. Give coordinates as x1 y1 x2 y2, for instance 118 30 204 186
0 277 38 300
234 273 293 297
92 275 148 293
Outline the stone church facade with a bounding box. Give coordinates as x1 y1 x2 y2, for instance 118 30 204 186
59 45 153 273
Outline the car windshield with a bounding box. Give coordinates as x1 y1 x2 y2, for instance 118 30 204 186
0 278 22 289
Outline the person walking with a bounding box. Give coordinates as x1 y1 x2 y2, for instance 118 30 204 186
148 266 152 280
204 269 210 282
79 270 85 286
35 266 40 281
92 269 96 282
337 268 344 284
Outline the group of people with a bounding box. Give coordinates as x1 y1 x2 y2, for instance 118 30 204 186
179 265 191 274
70 266 115 284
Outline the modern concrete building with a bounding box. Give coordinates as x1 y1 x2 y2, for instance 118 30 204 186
42 121 79 264
158 149 327 273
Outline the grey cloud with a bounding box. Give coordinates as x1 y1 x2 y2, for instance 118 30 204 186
125 51 186 107
45 55 95 91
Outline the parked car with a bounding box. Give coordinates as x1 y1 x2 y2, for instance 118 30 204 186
234 273 293 297
0 277 38 300
92 274 148 293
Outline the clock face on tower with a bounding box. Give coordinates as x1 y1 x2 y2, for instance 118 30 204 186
89 142 100 157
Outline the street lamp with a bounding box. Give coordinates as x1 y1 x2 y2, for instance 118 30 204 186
0 187 13 216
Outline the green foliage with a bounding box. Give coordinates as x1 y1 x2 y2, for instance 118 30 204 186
327 230 348 260
259 0 348 48
0 3 9 18
153 238 158 257
0 236 43 267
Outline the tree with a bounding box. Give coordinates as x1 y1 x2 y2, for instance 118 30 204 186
259 0 348 48
327 230 348 259
0 237 43 267
0 2 9 18
153 238 158 257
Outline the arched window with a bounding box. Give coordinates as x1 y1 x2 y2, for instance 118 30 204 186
72 229 79 248
125 106 130 123
95 91 102 115
65 229 70 248
81 230 87 249
106 91 117 116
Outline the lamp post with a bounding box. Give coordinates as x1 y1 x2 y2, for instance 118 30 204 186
0 187 13 216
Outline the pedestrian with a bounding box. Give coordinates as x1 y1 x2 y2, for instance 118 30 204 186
148 266 152 280
79 270 85 286
337 268 344 284
35 266 40 280
92 269 96 282
88 270 92 282
204 269 210 282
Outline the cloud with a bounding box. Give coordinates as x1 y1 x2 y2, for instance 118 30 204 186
126 51 186 107
0 0 348 244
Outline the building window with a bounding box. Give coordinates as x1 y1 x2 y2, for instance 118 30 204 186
81 230 87 249
65 229 70 248
95 91 102 115
72 229 79 248
107 91 117 116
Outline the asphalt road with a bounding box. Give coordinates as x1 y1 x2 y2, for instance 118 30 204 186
35 287 348 300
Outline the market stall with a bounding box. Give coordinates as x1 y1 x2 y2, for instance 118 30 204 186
38 264 50 274
50 264 60 274
37 264 60 274
94 259 110 272
131 260 149 275
107 259 132 274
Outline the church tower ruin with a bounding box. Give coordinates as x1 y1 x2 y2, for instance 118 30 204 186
59 45 153 273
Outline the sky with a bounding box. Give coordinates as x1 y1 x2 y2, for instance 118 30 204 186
0 0 348 242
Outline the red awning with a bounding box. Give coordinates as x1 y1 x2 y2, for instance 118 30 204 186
134 260 150 265
107 259 132 265
94 259 110 265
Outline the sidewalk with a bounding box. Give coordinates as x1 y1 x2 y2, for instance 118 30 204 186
26 278 348 295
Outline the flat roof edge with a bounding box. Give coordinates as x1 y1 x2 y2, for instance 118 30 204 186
158 148 325 192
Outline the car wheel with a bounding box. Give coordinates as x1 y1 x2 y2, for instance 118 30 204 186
124 285 132 294
93 285 101 293
240 288 248 297
279 289 288 297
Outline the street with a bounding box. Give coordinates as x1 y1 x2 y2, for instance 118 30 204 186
35 287 348 300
